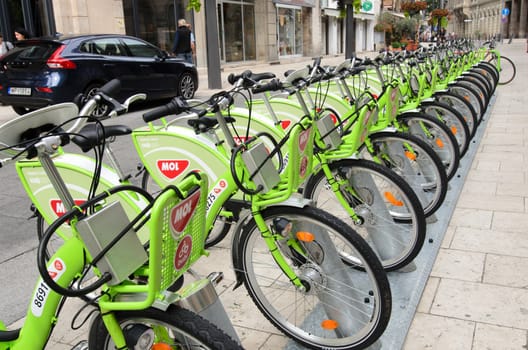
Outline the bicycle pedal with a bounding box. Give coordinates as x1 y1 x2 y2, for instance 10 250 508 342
71 340 88 350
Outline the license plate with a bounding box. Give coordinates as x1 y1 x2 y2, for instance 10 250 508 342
7 87 31 96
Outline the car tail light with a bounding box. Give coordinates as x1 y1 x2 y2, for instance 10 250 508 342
47 45 77 69
36 87 53 93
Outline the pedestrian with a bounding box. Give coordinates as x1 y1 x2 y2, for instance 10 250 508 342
172 19 193 64
188 24 196 65
0 34 13 56
14 27 31 41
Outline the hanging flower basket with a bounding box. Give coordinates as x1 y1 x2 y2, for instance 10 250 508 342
429 9 450 28
401 1 427 17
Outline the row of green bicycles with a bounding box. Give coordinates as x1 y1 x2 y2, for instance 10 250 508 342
0 38 512 349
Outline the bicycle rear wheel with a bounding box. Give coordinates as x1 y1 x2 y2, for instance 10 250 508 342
397 112 461 181
420 101 471 157
237 205 391 350
88 305 243 349
494 55 516 85
304 158 426 270
434 91 478 139
363 131 448 217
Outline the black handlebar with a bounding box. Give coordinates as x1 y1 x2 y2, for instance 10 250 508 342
143 97 189 123
252 78 282 94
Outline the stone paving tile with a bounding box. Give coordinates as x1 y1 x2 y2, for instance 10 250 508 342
473 323 528 350
441 225 456 249
416 277 440 313
497 182 528 197
431 278 528 329
448 208 493 229
473 159 500 171
466 169 525 184
455 192 524 212
403 312 474 350
431 249 485 283
472 151 523 164
452 227 528 258
484 254 528 288
492 211 528 234
481 133 524 146
460 180 497 195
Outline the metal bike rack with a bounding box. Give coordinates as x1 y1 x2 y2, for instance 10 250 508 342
285 93 496 350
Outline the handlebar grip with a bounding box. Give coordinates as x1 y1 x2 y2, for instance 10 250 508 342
143 98 187 123
250 72 276 82
98 79 121 96
227 70 252 85
252 79 282 94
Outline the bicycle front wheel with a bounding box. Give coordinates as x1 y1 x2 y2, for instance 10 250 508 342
304 159 426 270
488 54 516 85
88 305 243 349
237 205 391 350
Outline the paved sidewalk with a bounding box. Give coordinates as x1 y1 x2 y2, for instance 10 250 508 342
5 40 528 349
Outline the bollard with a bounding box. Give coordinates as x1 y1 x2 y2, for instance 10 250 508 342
176 277 241 343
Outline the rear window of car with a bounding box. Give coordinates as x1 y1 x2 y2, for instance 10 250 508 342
12 43 58 61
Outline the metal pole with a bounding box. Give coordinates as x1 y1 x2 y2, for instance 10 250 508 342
204 0 222 89
345 4 355 58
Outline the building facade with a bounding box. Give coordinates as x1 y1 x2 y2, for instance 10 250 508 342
447 0 528 39
0 0 381 68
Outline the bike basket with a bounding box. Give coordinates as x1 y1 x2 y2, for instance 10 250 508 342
99 172 208 310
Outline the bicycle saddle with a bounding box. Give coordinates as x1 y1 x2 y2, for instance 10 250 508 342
72 123 132 153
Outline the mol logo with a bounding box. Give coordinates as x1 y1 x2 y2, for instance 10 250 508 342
50 199 86 217
157 159 190 180
170 190 201 235
299 128 311 152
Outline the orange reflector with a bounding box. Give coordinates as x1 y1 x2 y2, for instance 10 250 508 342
405 151 417 161
385 192 404 206
451 126 457 135
436 138 445 148
321 319 339 330
296 231 315 242
152 344 172 350
463 95 470 101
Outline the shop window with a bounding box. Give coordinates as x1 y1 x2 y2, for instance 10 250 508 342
277 6 303 56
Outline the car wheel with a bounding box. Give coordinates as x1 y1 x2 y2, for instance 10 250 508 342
176 72 196 99
83 83 109 117
12 106 36 115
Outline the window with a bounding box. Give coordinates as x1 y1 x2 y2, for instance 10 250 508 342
122 38 161 57
277 6 303 56
217 0 256 62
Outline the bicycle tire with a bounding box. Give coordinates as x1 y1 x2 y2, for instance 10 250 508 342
434 91 478 139
397 111 461 181
362 131 448 217
448 82 485 122
459 74 491 105
237 205 391 350
495 55 516 85
141 170 232 248
88 305 243 349
465 72 493 101
471 64 498 93
455 77 488 111
476 61 500 87
303 158 426 270
420 101 471 157
468 67 495 95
